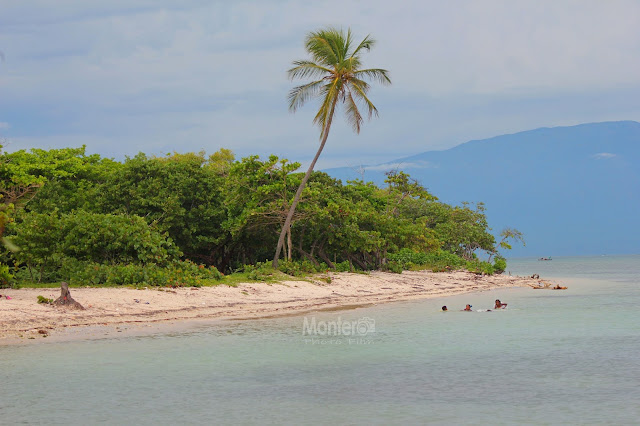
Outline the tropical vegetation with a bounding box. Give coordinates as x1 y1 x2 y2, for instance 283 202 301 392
0 145 522 288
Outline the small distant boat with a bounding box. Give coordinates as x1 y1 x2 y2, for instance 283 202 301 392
538 257 553 261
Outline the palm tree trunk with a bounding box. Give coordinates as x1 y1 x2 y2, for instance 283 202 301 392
273 98 338 268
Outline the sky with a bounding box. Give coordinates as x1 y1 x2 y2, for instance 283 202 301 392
1 0 639 169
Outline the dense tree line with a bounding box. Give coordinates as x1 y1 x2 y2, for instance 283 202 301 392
0 146 516 287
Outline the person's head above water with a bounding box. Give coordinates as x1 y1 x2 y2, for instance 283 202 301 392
463 304 472 311
442 306 448 311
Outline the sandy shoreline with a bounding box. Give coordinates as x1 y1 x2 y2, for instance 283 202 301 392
0 270 543 344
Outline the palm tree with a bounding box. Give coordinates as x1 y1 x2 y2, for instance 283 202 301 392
273 27 390 267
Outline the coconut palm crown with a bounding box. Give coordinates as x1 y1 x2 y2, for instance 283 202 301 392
273 27 390 267
287 27 391 138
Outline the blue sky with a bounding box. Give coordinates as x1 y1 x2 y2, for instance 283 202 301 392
1 0 639 169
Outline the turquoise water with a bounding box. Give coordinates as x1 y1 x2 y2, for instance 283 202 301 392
1 255 639 425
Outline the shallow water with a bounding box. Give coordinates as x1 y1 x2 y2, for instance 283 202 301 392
1 255 639 425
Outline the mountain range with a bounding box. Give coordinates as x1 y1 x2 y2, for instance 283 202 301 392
325 121 640 257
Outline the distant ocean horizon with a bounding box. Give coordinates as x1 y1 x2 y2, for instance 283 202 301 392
2 254 639 424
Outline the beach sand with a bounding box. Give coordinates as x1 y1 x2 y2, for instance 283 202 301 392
0 270 542 343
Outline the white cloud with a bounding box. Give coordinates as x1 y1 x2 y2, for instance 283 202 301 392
592 152 617 159
0 0 638 167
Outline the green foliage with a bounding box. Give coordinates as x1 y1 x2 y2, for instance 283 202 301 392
434 202 496 260
381 260 403 274
222 155 302 266
60 259 222 287
465 260 496 275
1 145 515 286
498 227 525 251
96 152 226 261
277 259 326 276
288 27 391 136
388 248 428 269
15 147 120 214
493 256 507 274
9 211 180 282
8 211 62 282
0 263 13 288
37 295 53 304
422 250 466 272
383 248 466 273
242 261 275 281
274 27 391 268
334 261 352 273
59 211 181 264
277 260 302 276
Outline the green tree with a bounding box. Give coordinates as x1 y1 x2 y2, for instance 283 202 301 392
222 155 303 268
10 210 181 282
1 146 115 251
487 227 525 262
434 202 496 260
273 27 391 267
97 152 225 262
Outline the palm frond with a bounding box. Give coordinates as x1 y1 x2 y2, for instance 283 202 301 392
288 79 325 112
353 68 391 85
305 31 339 66
288 61 332 80
344 87 363 133
350 35 376 57
291 27 390 139
350 79 378 119
338 28 353 62
343 55 362 73
313 79 341 138
350 77 371 94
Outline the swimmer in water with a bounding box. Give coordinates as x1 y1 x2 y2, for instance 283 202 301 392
442 306 448 311
494 299 507 309
463 304 472 311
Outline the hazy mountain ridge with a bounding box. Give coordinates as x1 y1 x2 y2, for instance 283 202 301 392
325 121 640 257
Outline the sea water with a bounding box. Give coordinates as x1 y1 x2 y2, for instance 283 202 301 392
1 255 639 425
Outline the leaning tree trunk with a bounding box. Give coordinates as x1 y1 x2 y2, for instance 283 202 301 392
53 282 85 310
273 98 338 268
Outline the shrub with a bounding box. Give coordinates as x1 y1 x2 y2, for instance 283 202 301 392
381 260 403 274
277 259 324 276
465 260 495 275
37 295 53 304
0 263 14 288
60 259 223 287
58 211 181 264
420 249 465 272
334 261 351 272
388 248 428 269
243 261 274 281
277 260 302 276
10 211 182 282
493 256 507 274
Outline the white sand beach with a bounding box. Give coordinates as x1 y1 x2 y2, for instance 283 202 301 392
0 270 544 343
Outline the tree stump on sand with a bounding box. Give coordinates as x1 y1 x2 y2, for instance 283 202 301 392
53 282 85 310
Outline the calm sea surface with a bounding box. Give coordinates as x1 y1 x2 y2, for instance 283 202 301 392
1 255 639 425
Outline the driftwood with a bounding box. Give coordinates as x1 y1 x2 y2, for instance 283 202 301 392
528 279 567 290
53 282 85 310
